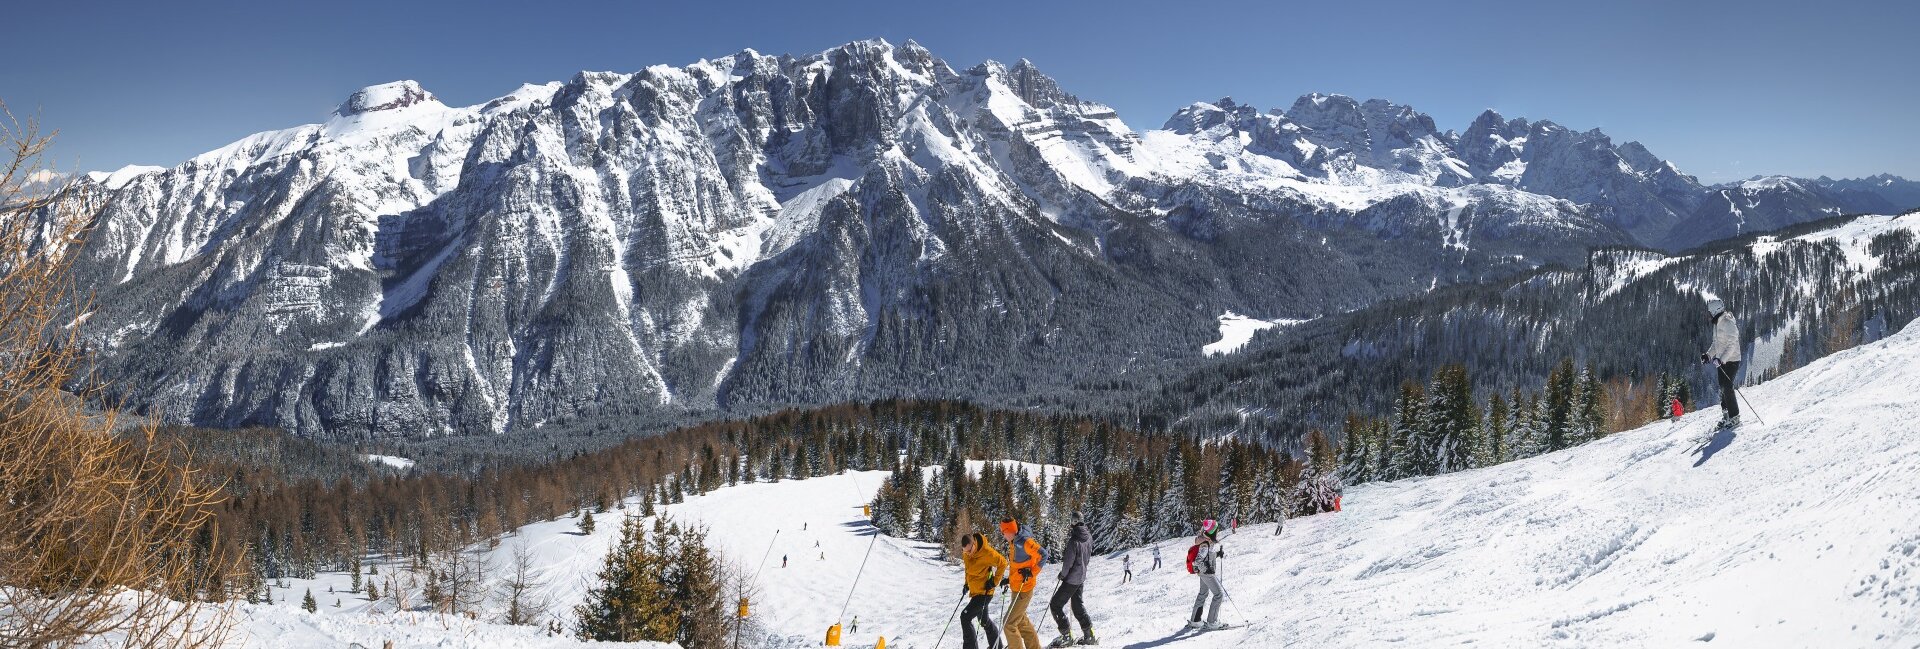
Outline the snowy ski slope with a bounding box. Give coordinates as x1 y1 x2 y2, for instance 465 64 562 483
191 324 1920 647
651 325 1920 647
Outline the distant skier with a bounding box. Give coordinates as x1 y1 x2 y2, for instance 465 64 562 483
1701 297 1744 427
782 554 788 568
1048 520 1096 646
999 518 1045 649
1185 520 1230 630
959 532 1006 649
1151 546 1162 571
1121 554 1133 584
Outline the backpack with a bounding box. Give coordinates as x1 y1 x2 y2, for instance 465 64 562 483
1185 544 1200 574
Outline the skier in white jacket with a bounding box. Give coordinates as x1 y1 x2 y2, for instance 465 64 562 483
1701 297 1743 425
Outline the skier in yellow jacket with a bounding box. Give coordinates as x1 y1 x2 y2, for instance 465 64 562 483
960 532 1006 649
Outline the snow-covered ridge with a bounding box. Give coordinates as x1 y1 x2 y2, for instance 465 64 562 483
82 164 165 190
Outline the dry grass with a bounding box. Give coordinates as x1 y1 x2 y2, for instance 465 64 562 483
0 100 238 649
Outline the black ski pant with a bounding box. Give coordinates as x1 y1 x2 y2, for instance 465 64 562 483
961 594 998 649
1049 582 1091 637
1717 361 1741 419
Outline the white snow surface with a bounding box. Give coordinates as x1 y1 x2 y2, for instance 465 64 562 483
1203 311 1308 356
83 164 166 189
1779 211 1920 273
363 454 415 469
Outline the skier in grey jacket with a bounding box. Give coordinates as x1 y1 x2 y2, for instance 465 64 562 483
1701 297 1744 425
1047 521 1095 646
1186 520 1231 630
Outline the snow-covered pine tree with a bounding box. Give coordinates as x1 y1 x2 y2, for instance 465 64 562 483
1429 365 1479 474
1338 414 1375 486
1546 357 1578 451
1156 451 1191 539
1389 381 1430 479
302 589 316 613
1509 391 1546 460
1294 430 1343 514
1482 391 1509 468
914 494 935 541
1576 364 1607 442
1654 372 1674 419
1119 494 1145 550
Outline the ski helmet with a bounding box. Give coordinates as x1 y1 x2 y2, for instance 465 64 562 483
1706 298 1725 316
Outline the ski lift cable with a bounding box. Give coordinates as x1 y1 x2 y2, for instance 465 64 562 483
836 517 882 624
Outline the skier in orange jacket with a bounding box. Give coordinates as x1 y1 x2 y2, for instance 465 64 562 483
999 518 1045 649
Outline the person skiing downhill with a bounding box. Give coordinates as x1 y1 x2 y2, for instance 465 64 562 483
1151 546 1161 571
999 518 1045 649
1701 297 1744 427
1185 520 1231 630
959 532 1006 649
1121 554 1132 584
1048 520 1096 646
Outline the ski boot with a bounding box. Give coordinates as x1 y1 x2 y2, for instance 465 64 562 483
1186 619 1204 629
1048 634 1076 648
1077 630 1099 645
1203 621 1229 630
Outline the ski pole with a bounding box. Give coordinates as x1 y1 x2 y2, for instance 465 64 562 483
932 591 967 649
1216 581 1252 627
1717 364 1766 425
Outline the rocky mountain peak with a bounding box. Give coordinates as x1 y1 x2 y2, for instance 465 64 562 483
1006 58 1076 109
335 80 438 117
1161 97 1259 133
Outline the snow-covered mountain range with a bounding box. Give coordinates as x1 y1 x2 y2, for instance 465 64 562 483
46 39 1918 439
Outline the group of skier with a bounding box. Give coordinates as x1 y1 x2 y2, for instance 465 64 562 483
937 296 1750 648
951 516 1238 649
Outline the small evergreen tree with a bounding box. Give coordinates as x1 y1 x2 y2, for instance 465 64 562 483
301 589 317 613
1545 358 1578 451
1576 365 1607 441
576 516 669 642
1337 414 1374 485
1482 391 1510 466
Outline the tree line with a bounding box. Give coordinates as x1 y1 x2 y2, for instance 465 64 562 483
1335 357 1689 487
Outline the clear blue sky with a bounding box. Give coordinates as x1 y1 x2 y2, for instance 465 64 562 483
5 0 1914 183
